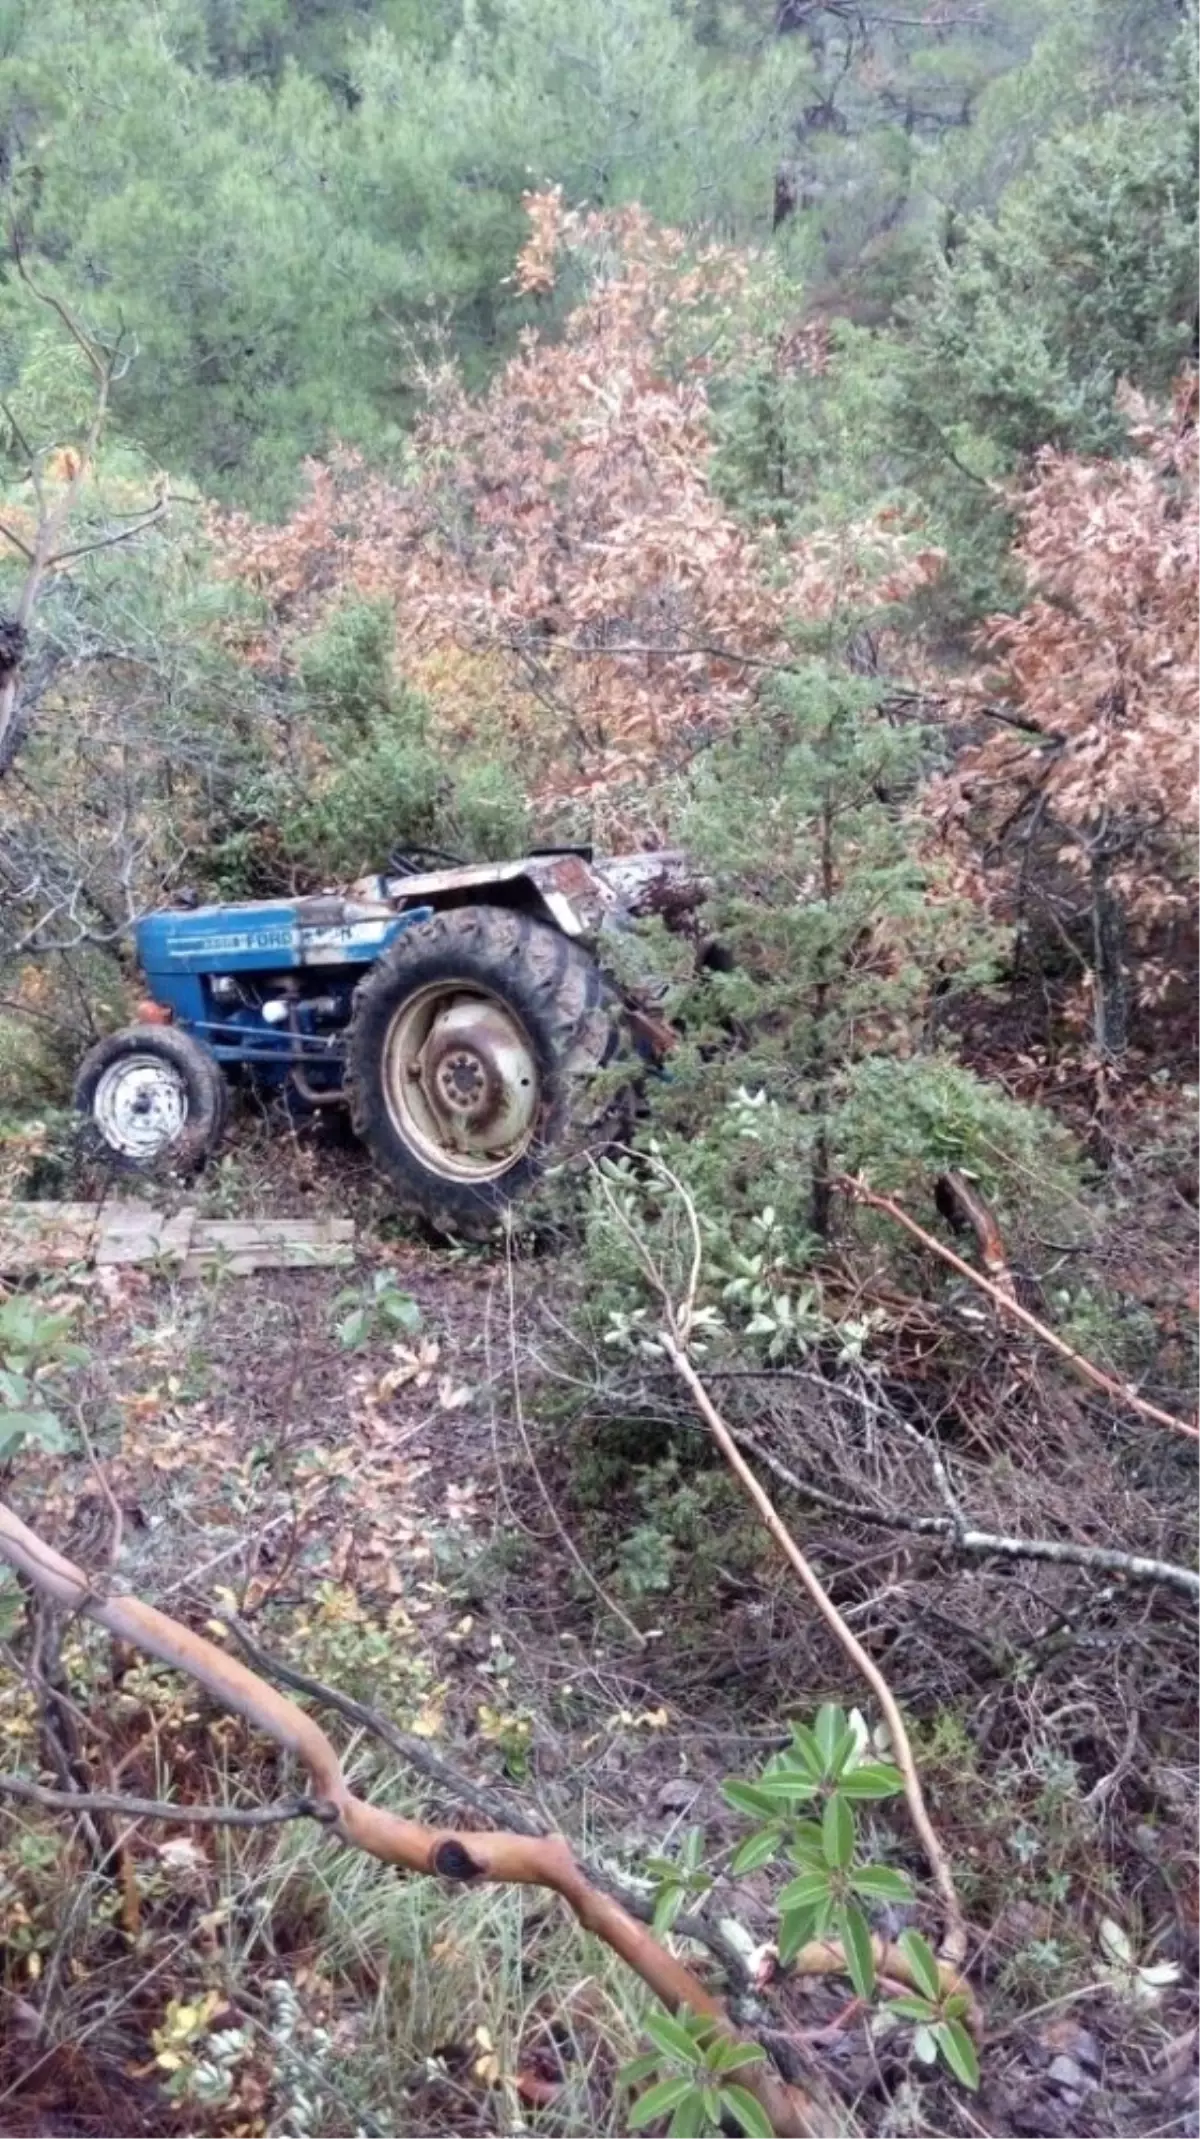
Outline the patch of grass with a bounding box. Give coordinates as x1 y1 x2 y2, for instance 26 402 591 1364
213 1753 649 2136
0 1711 649 2139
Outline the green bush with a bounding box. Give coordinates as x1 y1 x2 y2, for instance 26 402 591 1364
210 598 533 887
0 1016 72 1112
565 657 1079 1367
833 1054 1084 1227
284 598 531 871
298 598 401 737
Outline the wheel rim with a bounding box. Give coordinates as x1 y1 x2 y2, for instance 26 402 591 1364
381 983 541 1182
91 1054 189 1160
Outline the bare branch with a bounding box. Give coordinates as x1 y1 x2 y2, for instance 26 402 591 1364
10 238 110 387
933 1169 1017 1306
0 1496 817 2138
730 1426 1200 1601
0 520 36 564
47 497 169 571
72 1407 124 1570
664 1334 971 1985
842 1176 1200 1442
225 1615 756 1991
0 1773 334 1829
0 395 37 468
591 1160 971 1987
225 1615 547 1835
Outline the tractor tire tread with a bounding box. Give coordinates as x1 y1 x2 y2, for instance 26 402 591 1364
346 906 617 1233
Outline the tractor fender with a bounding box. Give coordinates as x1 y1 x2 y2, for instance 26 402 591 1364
349 849 702 942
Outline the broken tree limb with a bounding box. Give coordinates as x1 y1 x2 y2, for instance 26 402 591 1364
662 1335 970 1985
730 1428 1200 1603
0 1497 817 2138
933 1170 1017 1305
228 1618 985 2016
841 1175 1199 1443
225 1616 765 1999
591 1157 971 1989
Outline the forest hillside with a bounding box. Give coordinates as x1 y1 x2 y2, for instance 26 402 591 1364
0 4 1196 2136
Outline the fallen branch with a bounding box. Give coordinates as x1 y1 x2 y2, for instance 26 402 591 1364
228 1614 974 2023
0 1498 816 2137
593 1160 970 1981
933 1170 1017 1305
842 1176 1199 1442
0 1773 332 1829
664 1336 968 1975
731 1428 1200 1602
225 1615 548 1834
225 1616 757 1995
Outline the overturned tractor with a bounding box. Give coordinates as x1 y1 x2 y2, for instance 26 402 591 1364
74 847 698 1229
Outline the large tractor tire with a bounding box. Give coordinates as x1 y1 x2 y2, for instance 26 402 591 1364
346 906 619 1231
73 1024 228 1176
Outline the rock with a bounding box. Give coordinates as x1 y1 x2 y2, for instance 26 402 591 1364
1048 2054 1089 2091
656 1777 702 1813
1041 2018 1101 2071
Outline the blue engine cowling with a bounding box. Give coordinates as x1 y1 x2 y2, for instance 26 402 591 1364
134 895 433 1087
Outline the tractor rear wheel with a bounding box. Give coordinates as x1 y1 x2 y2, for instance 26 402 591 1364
73 1025 228 1176
346 907 618 1231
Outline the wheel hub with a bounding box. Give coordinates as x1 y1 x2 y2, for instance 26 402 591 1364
383 987 541 1181
417 1000 538 1156
92 1055 188 1160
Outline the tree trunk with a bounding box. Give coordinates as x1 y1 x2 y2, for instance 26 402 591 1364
809 782 835 1239
1089 844 1130 1061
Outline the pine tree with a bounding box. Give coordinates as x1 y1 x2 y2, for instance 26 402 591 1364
674 661 1002 1237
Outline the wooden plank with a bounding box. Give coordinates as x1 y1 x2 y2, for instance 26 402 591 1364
0 1200 145 1275
0 1201 355 1277
95 1207 197 1268
183 1217 355 1276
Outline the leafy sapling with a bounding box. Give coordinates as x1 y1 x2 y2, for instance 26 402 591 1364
332 1268 422 1350
625 1706 980 2136
620 2011 774 2138
0 1289 87 1459
722 1703 911 1996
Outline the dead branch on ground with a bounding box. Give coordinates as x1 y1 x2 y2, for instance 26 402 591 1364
225 1615 763 2000
0 1495 818 2138
729 1426 1199 1601
933 1169 1017 1305
592 1157 972 1987
842 1176 1199 1442
0 1774 334 1828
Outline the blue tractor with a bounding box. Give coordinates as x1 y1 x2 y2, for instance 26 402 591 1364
73 848 691 1231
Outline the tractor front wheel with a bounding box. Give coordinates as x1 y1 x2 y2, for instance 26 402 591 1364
346 907 617 1230
74 1025 228 1176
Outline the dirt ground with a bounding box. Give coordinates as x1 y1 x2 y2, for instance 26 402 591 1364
0 1116 1196 2138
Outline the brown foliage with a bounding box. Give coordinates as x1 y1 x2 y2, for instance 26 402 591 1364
938 381 1198 913
215 194 940 824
